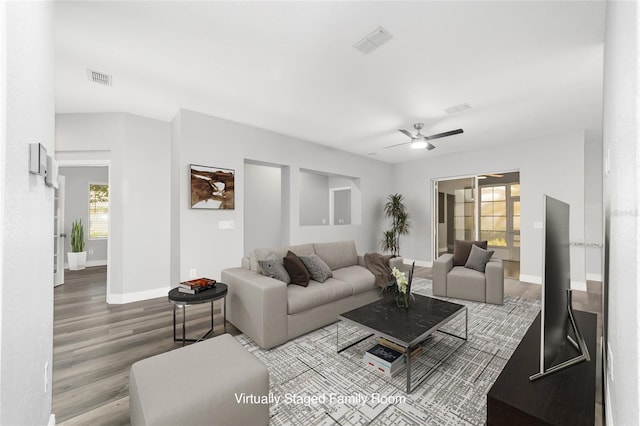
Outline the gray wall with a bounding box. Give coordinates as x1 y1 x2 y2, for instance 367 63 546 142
1 2 55 424
172 109 394 283
56 113 172 303
393 130 587 288
602 1 639 424
59 166 109 266
244 162 283 255
299 171 329 226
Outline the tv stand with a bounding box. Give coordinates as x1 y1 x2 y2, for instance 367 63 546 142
487 310 597 425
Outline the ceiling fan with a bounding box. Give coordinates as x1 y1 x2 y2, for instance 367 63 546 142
385 123 464 150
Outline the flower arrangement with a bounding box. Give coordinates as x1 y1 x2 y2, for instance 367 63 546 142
392 267 408 294
380 267 413 310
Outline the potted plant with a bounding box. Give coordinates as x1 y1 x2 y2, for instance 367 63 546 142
380 193 411 257
67 219 86 270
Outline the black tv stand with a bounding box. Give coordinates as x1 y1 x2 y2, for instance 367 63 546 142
487 310 597 425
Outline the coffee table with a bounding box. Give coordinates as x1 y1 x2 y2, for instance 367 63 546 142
337 293 467 393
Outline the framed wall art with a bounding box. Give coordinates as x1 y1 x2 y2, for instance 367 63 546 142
190 164 235 210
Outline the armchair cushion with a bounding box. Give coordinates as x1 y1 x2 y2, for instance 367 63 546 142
464 244 495 272
453 240 488 266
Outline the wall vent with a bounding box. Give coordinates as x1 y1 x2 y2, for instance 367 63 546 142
354 26 393 55
444 103 471 115
86 69 112 87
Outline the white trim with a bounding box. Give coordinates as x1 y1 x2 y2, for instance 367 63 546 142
64 259 107 269
519 274 542 284
48 414 56 426
605 374 614 426
108 286 171 304
402 258 432 268
571 281 587 292
57 159 110 167
586 273 603 282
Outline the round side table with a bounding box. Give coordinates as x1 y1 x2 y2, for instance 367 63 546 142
168 283 228 346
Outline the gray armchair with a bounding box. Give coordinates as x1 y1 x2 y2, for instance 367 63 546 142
432 253 504 305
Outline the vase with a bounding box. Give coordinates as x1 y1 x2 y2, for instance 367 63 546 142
396 292 415 310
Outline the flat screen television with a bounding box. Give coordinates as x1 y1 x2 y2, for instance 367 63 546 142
530 195 590 381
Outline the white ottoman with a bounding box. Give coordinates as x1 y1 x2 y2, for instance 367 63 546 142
129 334 269 426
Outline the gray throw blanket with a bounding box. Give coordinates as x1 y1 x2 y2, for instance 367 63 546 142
364 252 394 288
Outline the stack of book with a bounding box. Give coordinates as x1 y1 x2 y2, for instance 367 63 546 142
363 344 405 378
378 337 423 361
178 278 216 294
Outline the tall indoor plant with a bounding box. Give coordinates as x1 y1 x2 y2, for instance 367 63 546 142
381 193 411 256
67 219 87 270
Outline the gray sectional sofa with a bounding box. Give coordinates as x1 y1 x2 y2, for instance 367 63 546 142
221 240 402 349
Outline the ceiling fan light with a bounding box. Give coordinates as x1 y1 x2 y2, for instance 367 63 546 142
411 140 428 149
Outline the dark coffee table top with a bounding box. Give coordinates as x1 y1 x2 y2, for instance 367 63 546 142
168 283 227 304
338 293 465 347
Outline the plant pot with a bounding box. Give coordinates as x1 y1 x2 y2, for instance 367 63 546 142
68 251 87 270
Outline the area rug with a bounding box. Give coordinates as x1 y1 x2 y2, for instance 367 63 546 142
234 279 541 425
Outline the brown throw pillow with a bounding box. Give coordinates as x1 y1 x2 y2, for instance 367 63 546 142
453 240 488 266
283 250 310 287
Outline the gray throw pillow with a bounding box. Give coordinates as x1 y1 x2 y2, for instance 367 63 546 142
258 254 291 284
299 254 333 283
464 244 495 272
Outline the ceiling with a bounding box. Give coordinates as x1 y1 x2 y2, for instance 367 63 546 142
55 1 606 164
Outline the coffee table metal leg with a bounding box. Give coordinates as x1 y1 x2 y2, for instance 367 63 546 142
406 345 412 393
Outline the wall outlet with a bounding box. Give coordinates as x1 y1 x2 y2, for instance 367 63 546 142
88 249 94 255
534 221 543 229
189 268 197 278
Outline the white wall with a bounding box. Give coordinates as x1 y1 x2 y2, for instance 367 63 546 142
299 171 329 226
602 1 640 425
585 128 603 281
172 109 393 282
56 113 172 302
1 2 55 424
244 162 283 255
393 131 587 288
59 166 109 266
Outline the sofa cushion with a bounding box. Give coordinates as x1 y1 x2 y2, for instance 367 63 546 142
453 240 488 266
299 254 332 283
447 266 486 302
313 241 358 270
332 265 376 295
287 278 353 315
465 244 494 272
283 251 310 287
257 254 291 284
252 243 315 272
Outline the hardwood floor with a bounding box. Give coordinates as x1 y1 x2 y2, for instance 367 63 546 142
53 265 603 425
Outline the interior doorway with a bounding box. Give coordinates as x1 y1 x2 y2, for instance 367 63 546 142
434 171 520 278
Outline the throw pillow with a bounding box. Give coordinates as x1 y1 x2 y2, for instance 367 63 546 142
464 244 495 272
453 240 488 266
258 254 291 284
283 250 310 287
299 254 333 283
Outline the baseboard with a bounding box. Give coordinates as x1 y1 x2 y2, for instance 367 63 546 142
519 274 541 284
586 273 603 282
48 414 55 426
108 286 170 304
402 258 432 268
64 259 107 269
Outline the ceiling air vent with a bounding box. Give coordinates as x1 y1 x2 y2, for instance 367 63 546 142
86 69 112 87
354 26 393 55
444 103 471 115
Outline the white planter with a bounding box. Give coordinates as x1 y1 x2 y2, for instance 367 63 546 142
68 251 87 270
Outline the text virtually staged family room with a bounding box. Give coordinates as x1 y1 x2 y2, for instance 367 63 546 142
3 0 640 425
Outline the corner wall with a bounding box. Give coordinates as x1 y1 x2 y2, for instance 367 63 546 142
1 2 55 424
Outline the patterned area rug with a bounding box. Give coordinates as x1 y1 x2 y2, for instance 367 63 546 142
234 279 540 425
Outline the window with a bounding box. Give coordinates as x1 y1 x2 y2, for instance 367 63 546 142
89 183 109 239
480 185 507 246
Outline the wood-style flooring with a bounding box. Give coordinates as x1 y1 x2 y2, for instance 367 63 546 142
53 265 603 425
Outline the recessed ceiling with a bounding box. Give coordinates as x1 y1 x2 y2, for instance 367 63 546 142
54 1 606 164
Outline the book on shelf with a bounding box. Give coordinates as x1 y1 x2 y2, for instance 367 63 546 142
362 356 405 378
377 337 423 360
364 344 404 369
178 278 216 294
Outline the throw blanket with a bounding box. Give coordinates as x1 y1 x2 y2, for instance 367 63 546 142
364 252 394 288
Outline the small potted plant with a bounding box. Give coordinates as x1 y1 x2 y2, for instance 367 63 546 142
380 193 411 257
67 219 86 270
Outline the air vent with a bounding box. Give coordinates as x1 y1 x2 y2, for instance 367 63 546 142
86 69 112 87
354 26 393 55
444 103 471 115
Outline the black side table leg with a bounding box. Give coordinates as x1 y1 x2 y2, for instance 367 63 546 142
182 304 187 347
224 296 227 333
173 304 177 342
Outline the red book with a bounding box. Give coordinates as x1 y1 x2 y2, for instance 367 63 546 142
178 278 216 292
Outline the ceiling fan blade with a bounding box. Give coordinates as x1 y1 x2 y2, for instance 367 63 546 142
398 129 414 138
384 141 412 149
426 143 436 150
426 129 464 140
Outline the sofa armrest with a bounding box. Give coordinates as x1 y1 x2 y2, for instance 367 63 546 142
221 267 288 349
485 258 504 305
433 254 453 297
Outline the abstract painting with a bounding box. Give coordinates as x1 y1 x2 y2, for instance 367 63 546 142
190 164 235 209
